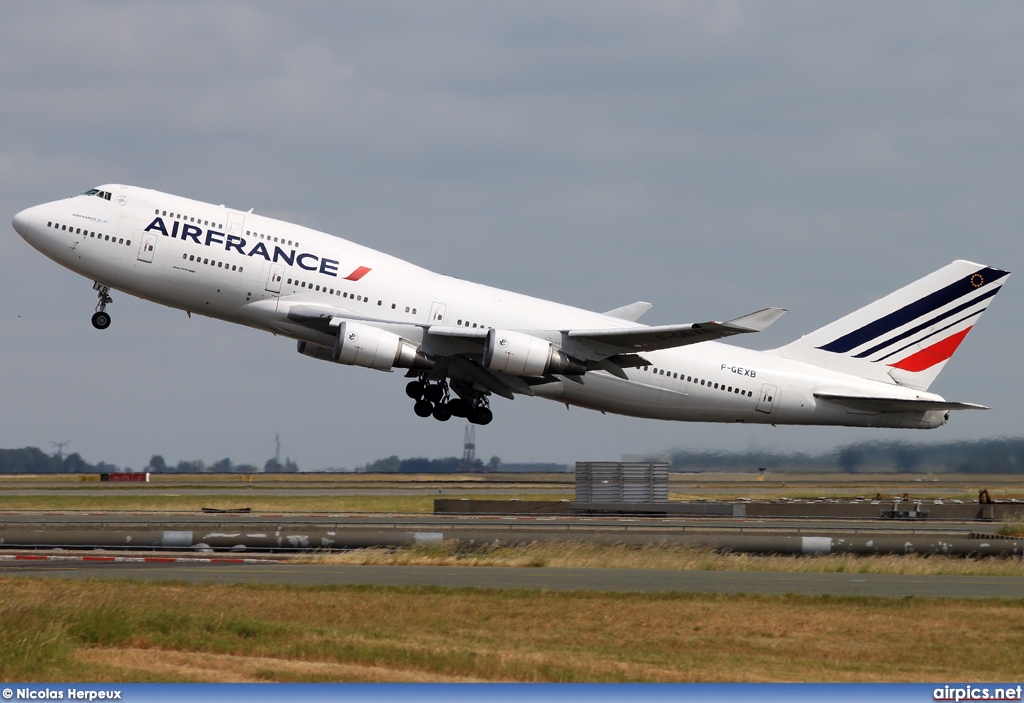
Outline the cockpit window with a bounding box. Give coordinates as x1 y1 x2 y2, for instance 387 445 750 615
80 188 112 200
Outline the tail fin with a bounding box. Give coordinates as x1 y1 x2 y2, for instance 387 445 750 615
771 260 1009 391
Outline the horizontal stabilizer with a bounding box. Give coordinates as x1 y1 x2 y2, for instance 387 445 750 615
814 392 988 413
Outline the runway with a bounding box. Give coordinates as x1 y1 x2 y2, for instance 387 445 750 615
0 510 994 534
2 560 1023 598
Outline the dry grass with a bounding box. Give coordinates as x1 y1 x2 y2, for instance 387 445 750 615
0 494 507 514
1 577 1022 683
74 647 483 682
298 541 1024 577
1001 521 1024 538
0 493 577 513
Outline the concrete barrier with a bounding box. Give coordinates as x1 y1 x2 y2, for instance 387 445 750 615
435 498 1024 521
1 527 1021 556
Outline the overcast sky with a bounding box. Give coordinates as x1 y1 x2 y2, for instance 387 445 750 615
2 2 1022 470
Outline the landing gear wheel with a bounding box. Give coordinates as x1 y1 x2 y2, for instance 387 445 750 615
424 384 445 403
447 398 471 418
469 407 493 426
91 311 111 330
406 381 425 400
92 282 113 330
413 399 434 418
432 403 452 422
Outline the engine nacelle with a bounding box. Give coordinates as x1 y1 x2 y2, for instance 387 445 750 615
482 329 586 377
297 322 433 371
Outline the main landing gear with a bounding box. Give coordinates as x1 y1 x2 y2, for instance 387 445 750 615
406 377 493 425
91 282 112 330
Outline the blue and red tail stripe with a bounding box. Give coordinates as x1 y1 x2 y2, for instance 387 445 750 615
816 266 1008 355
887 327 972 372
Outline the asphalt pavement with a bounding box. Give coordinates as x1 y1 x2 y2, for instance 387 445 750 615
2 561 1023 598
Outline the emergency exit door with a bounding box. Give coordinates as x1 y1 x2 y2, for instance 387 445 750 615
265 263 285 293
755 383 778 414
429 301 447 324
137 233 156 263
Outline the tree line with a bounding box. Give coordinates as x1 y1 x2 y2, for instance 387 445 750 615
2 437 1023 474
0 448 299 474
663 437 1024 473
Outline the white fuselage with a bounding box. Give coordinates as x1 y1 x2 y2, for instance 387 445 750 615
13 184 952 430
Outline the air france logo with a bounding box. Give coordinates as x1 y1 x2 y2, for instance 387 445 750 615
498 337 509 348
347 332 358 342
143 216 369 280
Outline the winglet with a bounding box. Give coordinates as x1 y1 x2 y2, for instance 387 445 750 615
603 301 654 322
723 307 787 333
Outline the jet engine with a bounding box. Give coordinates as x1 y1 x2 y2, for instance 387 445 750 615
297 321 433 371
482 329 586 376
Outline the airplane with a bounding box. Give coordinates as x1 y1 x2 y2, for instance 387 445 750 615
12 184 1009 429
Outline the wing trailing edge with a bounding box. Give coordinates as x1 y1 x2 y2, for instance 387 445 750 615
567 307 786 354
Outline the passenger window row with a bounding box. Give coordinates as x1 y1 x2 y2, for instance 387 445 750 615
156 209 307 261
645 366 754 398
182 253 243 273
288 277 340 296
247 229 299 248
156 209 222 230
47 221 130 247
284 277 418 316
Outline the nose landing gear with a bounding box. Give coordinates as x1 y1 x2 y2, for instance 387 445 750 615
91 282 112 330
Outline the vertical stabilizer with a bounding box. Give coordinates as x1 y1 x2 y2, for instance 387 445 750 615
770 260 1009 390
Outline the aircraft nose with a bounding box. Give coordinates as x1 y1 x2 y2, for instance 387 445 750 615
12 207 33 238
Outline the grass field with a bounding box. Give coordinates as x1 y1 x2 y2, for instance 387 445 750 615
2 470 1021 510
300 541 1024 577
0 494 446 513
2 578 1022 683
2 472 1023 682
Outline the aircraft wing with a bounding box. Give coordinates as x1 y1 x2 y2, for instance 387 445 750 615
287 304 786 360
566 307 787 354
813 393 988 412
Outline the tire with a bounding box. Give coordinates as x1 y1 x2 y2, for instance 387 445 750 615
413 399 434 418
447 399 470 418
424 384 445 403
91 311 111 330
469 407 493 425
405 381 424 400
432 403 452 422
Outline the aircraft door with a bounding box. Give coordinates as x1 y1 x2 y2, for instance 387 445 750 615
265 263 285 293
137 233 156 263
429 302 447 324
755 383 778 414
226 212 245 236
